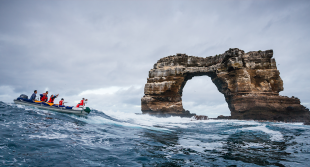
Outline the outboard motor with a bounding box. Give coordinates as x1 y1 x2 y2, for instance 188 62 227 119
16 94 29 101
84 107 91 114
19 94 28 99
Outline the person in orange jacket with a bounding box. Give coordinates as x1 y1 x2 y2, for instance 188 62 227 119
59 98 65 106
76 98 87 108
48 94 59 103
40 91 48 102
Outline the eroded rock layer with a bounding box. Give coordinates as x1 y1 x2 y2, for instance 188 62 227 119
141 48 310 123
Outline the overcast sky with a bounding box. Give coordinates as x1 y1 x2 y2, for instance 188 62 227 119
1 0 310 117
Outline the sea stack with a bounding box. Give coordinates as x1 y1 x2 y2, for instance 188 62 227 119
141 48 310 124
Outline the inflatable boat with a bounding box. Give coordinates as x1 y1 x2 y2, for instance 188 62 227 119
13 94 90 115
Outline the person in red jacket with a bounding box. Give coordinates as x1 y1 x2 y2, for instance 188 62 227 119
40 91 48 102
48 94 59 103
59 98 65 106
76 98 87 108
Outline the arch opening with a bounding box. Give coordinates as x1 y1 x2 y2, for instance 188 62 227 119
182 76 229 118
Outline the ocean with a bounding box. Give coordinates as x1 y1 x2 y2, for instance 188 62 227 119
1 101 309 166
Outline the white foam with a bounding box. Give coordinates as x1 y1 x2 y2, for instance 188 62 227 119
240 125 283 141
99 109 194 128
178 138 224 153
29 132 69 139
76 115 172 132
99 109 249 130
230 120 262 126
242 142 267 149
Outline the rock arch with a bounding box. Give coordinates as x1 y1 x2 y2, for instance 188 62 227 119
141 48 310 122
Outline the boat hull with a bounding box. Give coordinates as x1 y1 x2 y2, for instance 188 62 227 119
13 99 89 115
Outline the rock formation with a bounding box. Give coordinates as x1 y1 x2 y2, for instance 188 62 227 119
141 48 310 124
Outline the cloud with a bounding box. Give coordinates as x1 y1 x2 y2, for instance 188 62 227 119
1 0 310 115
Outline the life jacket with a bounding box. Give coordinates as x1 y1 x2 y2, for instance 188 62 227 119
76 100 84 108
59 100 64 106
48 96 55 103
40 93 48 101
80 100 84 106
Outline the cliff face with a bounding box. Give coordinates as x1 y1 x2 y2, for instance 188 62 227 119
141 48 310 123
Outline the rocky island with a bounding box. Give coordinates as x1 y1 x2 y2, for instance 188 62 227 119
141 48 310 124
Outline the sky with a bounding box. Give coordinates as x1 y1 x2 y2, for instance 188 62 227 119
1 0 310 117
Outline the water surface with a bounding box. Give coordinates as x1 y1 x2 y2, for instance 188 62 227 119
1 101 309 166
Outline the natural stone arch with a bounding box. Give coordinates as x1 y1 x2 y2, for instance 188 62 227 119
141 48 310 123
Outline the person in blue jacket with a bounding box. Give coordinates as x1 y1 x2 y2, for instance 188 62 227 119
30 90 37 101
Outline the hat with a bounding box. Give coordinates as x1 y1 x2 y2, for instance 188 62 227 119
61 98 64 100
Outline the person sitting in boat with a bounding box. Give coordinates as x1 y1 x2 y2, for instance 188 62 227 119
76 98 87 108
30 90 37 101
59 98 65 106
40 91 48 102
48 94 59 103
